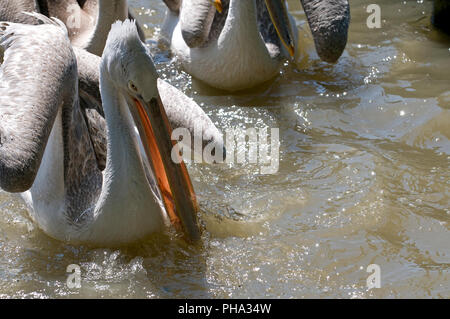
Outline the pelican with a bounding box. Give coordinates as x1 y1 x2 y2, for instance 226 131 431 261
432 0 450 34
0 0 144 56
162 0 350 91
0 15 224 245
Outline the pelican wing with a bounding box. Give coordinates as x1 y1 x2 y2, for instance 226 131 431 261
0 19 75 192
79 91 107 170
72 47 107 170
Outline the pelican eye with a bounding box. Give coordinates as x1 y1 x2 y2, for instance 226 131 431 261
128 81 139 93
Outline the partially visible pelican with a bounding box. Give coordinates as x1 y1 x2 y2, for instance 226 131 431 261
163 0 298 91
0 16 224 244
432 0 450 35
0 0 144 56
162 0 350 91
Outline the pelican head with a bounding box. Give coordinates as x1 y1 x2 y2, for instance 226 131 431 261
299 0 350 63
101 20 201 241
101 21 160 103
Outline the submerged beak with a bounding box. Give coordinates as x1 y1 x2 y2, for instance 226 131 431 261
265 0 296 58
212 0 223 13
129 94 201 242
300 0 350 63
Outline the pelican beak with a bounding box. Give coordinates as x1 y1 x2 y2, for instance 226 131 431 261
265 0 296 57
212 0 223 13
130 95 201 242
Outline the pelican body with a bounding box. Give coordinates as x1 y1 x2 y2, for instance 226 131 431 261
162 0 350 91
0 16 223 245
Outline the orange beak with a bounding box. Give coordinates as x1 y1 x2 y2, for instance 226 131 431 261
131 96 201 242
212 0 223 13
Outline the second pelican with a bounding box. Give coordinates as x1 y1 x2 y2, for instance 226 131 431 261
162 0 350 91
0 0 144 56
